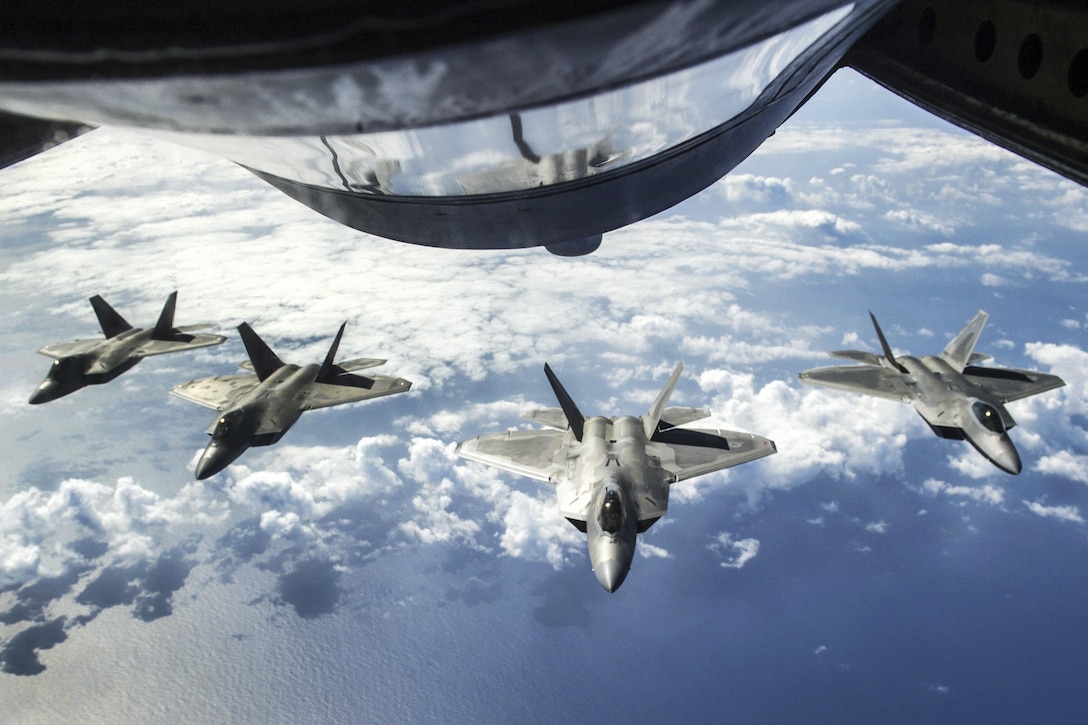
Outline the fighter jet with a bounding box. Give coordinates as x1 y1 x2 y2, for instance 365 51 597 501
798 311 1065 474
456 363 776 592
171 322 411 479
29 291 226 404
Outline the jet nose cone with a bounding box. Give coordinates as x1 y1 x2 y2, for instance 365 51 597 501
594 559 629 593
995 444 1023 475
28 382 60 405
195 446 231 480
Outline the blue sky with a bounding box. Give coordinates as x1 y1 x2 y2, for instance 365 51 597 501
1 68 1087 722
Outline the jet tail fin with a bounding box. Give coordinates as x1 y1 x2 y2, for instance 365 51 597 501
316 322 347 383
544 363 585 442
89 294 132 339
151 291 179 340
870 311 907 373
643 363 683 439
940 311 988 371
238 323 285 381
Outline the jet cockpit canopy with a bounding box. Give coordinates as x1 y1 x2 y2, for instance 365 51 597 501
971 400 1006 434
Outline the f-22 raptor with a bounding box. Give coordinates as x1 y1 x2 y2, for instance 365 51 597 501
799 311 1065 474
457 363 776 592
29 291 226 404
172 322 411 479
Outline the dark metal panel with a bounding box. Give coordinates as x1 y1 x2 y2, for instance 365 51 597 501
846 0 1088 186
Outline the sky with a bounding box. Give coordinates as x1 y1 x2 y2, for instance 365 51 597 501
1 68 1087 723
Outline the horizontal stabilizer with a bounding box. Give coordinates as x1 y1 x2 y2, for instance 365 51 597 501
829 349 884 366
521 408 572 431
658 407 711 427
333 357 386 373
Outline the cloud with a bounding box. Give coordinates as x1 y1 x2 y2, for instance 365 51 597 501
398 439 483 546
710 532 760 569
0 477 225 587
1026 344 1088 417
719 174 794 208
883 208 954 236
698 370 915 486
639 543 670 559
919 478 1005 506
1023 501 1084 524
494 490 582 569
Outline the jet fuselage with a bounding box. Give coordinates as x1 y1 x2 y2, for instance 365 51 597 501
565 416 669 592
30 328 149 404
195 362 320 479
896 355 1021 474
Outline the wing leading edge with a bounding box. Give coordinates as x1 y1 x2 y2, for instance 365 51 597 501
798 364 914 401
654 429 777 483
455 429 568 483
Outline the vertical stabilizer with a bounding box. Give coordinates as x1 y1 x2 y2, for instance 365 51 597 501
869 312 908 373
238 323 285 381
152 291 179 340
543 363 585 442
317 322 347 382
643 363 683 439
940 311 989 371
89 294 132 339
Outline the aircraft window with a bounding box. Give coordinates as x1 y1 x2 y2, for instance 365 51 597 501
972 401 1006 434
213 410 243 440
54 356 83 373
598 490 623 534
974 21 996 63
1069 49 1088 97
1018 34 1043 79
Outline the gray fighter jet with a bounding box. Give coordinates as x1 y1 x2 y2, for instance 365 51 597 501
456 363 776 592
172 322 411 479
799 311 1065 475
29 291 226 404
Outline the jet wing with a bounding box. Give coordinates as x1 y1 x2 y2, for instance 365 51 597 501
798 365 914 402
134 332 228 357
170 374 258 410
300 374 411 410
962 367 1066 403
455 429 568 483
653 430 776 483
36 338 103 359
239 357 386 374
